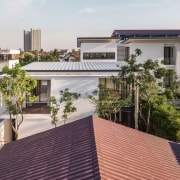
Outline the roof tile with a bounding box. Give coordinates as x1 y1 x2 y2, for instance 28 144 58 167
0 116 180 179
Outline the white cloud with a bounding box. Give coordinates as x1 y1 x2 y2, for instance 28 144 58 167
78 7 97 14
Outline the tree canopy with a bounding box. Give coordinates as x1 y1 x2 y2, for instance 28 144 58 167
0 64 37 140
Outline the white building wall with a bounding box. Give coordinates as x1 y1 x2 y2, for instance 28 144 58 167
9 60 19 68
175 44 180 77
81 43 117 62
129 42 164 64
0 119 12 148
51 76 99 120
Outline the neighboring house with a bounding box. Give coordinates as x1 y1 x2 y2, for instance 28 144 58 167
22 61 127 120
0 49 20 114
60 52 80 62
0 115 180 179
77 37 120 62
0 49 20 72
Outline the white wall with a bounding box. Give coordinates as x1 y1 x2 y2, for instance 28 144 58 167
51 76 99 120
81 43 117 62
0 119 12 148
129 42 164 64
9 59 19 68
175 44 180 77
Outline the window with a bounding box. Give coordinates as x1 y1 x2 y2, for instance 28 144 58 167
99 78 129 98
41 80 48 93
125 47 130 60
83 52 115 60
164 47 174 65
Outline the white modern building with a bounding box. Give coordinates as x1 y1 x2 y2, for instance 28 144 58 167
78 30 180 83
22 61 126 120
0 49 20 72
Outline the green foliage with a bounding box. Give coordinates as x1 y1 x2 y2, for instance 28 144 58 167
151 95 180 142
164 71 180 99
120 48 180 142
48 96 60 127
48 88 81 127
0 64 37 140
89 84 130 122
60 89 81 124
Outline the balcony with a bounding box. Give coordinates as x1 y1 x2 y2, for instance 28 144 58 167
163 58 175 65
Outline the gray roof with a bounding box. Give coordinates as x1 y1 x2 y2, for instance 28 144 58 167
22 61 127 72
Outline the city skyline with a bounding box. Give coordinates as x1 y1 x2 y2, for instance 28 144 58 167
1 0 180 51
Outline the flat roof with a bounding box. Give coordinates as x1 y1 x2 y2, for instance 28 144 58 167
77 37 119 47
22 61 126 72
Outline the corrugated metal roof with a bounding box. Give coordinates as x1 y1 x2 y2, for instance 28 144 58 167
111 29 180 37
93 116 180 180
22 62 126 72
0 116 100 180
1 116 180 179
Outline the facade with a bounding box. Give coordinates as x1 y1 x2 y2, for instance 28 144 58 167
78 30 180 80
24 29 41 52
22 61 126 120
77 37 119 62
119 37 180 80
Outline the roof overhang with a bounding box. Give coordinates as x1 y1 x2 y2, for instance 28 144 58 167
77 37 119 47
122 37 180 44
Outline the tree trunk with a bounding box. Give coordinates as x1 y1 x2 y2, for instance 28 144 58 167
146 102 151 133
11 122 19 140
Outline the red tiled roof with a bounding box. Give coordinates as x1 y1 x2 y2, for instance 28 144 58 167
0 116 180 180
93 116 180 180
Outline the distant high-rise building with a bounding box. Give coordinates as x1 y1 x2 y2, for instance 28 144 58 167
24 29 41 52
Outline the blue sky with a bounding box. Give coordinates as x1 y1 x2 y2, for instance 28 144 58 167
1 0 180 51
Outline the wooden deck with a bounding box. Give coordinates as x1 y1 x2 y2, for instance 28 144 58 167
23 103 50 114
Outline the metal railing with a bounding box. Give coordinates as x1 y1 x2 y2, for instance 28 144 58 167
163 58 176 65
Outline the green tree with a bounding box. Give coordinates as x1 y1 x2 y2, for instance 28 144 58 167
48 96 60 127
20 52 35 66
164 71 180 99
48 88 80 127
0 64 37 140
137 59 167 132
151 95 180 142
120 49 168 132
89 83 130 122
50 48 60 61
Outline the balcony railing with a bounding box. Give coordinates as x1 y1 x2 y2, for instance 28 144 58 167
163 58 176 65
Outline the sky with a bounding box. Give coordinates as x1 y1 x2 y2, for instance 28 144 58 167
1 0 180 51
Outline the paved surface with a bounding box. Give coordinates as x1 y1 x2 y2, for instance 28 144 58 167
19 114 52 139
19 110 95 139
